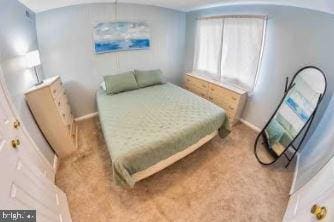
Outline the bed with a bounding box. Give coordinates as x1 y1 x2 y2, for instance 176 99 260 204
97 83 230 187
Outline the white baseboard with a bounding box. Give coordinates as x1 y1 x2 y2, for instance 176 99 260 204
74 112 98 122
240 118 261 132
289 152 300 195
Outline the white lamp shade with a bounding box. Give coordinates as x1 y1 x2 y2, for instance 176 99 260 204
25 50 41 68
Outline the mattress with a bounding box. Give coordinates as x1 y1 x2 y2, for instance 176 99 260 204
96 83 230 187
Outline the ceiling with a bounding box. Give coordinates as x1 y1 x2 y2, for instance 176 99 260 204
18 0 334 14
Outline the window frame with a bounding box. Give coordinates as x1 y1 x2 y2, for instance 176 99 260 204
193 15 267 92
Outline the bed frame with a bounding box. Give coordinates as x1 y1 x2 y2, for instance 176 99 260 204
132 130 218 182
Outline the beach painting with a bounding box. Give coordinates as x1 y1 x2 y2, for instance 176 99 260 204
94 21 150 54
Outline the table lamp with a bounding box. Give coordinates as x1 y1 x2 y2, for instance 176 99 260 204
25 50 43 85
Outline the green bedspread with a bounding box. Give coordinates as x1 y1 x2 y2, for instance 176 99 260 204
96 83 230 187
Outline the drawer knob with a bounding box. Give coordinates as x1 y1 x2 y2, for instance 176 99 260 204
11 139 20 149
58 102 61 106
229 106 234 110
209 97 213 100
311 204 327 220
232 97 237 101
13 120 21 129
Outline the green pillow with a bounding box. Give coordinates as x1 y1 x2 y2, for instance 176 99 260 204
104 71 138 95
134 69 165 88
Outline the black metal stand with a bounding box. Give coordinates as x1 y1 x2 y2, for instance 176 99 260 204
254 66 327 168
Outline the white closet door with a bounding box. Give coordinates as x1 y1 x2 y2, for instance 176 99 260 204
285 188 334 221
0 67 72 222
0 76 18 208
284 157 334 222
0 69 55 181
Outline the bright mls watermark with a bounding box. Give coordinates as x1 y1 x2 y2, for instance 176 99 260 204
0 210 36 222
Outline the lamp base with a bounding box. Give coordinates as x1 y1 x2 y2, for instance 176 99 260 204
34 80 44 86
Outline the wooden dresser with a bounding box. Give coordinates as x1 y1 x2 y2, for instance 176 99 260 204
25 76 78 158
184 73 247 126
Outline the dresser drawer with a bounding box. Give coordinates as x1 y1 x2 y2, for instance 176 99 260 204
60 106 72 126
185 84 208 98
62 108 73 126
50 78 64 98
69 121 76 138
208 84 240 104
54 94 72 126
208 88 239 112
54 93 66 112
184 75 209 90
209 96 237 114
208 92 238 108
226 107 237 119
63 100 73 126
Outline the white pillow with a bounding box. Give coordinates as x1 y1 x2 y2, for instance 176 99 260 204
100 81 106 91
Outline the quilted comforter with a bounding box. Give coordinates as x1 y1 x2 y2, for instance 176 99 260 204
97 83 230 187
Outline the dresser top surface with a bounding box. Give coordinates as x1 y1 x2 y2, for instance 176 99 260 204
25 76 60 95
185 73 247 95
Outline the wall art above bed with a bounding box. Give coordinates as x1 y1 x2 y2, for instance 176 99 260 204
94 21 150 54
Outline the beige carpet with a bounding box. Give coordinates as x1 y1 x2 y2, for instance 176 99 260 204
56 117 294 222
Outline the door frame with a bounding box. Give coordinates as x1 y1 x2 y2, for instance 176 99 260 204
0 65 56 175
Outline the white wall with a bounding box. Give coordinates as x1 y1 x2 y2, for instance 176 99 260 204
185 5 334 132
36 3 186 117
0 0 55 164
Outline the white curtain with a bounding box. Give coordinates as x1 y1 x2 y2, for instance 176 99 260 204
221 18 265 91
193 18 223 80
193 17 265 91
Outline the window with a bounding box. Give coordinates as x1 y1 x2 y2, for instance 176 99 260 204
193 18 223 80
193 16 266 91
